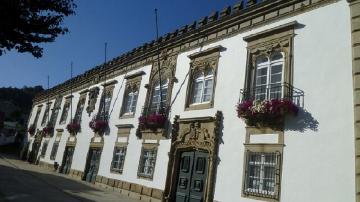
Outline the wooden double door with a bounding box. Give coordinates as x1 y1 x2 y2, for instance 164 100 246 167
175 151 209 202
83 148 102 183
60 146 74 174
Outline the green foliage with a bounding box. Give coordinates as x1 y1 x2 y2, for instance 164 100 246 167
0 86 44 123
0 0 76 58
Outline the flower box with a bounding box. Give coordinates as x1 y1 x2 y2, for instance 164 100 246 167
66 122 81 135
27 124 36 136
237 99 299 128
42 125 54 136
139 113 167 130
89 119 108 134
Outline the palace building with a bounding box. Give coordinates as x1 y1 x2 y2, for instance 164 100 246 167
25 0 359 201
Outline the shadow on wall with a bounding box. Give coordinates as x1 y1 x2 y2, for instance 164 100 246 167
285 108 319 132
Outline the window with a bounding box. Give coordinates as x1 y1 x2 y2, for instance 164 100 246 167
244 152 278 197
185 46 222 110
33 106 42 126
190 69 214 104
98 89 113 120
254 52 284 101
74 96 86 124
149 79 168 113
242 127 283 200
40 141 48 157
59 101 70 124
242 22 298 103
121 87 138 116
49 96 62 127
50 142 59 160
41 104 50 126
111 146 127 173
138 146 157 179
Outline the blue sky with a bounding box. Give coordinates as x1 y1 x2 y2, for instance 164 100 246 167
0 0 239 88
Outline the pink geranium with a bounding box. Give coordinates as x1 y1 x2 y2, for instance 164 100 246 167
27 124 36 136
139 113 167 130
89 119 108 134
67 122 81 134
237 99 299 127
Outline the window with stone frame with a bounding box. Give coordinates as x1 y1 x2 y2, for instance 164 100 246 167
242 128 283 201
50 142 59 160
242 22 297 102
41 103 51 126
143 55 177 116
137 144 158 179
149 79 168 114
97 84 115 120
49 96 62 127
40 141 48 157
33 105 42 126
59 99 71 125
120 74 142 117
74 94 86 124
111 146 127 173
185 46 222 110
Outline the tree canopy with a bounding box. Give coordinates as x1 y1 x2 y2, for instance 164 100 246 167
0 0 76 58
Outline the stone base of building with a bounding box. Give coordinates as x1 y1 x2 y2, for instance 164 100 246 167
38 160 163 202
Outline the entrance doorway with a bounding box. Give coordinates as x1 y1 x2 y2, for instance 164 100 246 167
28 135 42 164
83 147 102 183
60 146 74 174
175 151 209 202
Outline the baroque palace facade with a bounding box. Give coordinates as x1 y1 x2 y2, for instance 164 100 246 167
25 0 359 201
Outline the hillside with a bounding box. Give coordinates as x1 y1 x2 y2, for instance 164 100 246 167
0 86 44 125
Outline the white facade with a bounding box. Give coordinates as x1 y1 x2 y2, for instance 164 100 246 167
26 1 356 201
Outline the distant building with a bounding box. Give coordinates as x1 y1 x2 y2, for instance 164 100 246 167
26 0 359 201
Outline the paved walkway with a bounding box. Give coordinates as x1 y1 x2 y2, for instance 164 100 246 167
0 151 141 202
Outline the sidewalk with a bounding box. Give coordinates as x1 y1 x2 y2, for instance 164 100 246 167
0 150 141 202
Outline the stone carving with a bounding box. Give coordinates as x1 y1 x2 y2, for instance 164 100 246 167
164 111 223 202
86 87 100 116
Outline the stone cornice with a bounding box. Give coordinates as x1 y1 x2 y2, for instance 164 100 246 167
33 0 337 104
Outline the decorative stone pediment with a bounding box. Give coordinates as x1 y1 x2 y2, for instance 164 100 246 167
151 54 177 81
175 121 215 151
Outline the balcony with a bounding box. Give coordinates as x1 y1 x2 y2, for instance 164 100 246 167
136 103 170 139
238 83 304 129
239 82 304 107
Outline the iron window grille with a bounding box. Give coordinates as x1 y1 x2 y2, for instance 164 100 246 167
50 142 59 160
138 148 157 179
111 147 127 173
243 151 282 200
40 142 48 158
240 82 304 107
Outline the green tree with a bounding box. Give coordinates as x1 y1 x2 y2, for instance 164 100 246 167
0 0 76 58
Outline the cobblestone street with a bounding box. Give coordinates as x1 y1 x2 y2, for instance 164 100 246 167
0 150 141 202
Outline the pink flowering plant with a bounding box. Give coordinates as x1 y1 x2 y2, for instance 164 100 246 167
237 99 299 127
27 124 36 136
66 122 81 135
42 124 54 136
139 113 167 130
89 119 108 134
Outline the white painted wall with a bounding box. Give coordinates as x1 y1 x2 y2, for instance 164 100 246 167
29 1 354 201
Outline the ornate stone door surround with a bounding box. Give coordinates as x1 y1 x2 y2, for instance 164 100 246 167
163 111 223 202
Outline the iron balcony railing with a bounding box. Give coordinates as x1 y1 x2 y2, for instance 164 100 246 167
141 102 170 117
239 82 304 107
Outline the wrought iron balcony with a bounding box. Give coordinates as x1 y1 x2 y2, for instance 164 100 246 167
239 82 304 107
